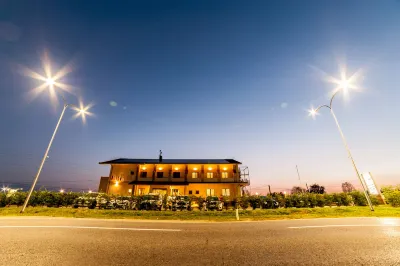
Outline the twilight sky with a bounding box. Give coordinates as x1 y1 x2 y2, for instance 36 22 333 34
1 1 400 193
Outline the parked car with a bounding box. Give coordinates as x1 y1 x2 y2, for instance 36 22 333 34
173 195 192 211
260 196 279 209
139 194 163 211
73 194 97 209
206 196 224 211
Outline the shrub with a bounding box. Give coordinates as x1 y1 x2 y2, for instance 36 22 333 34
324 194 334 207
237 196 250 210
349 191 367 206
386 191 400 207
248 195 259 210
315 194 326 207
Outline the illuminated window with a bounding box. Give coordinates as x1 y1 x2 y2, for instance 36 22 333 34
221 172 228 178
207 172 213 179
140 172 147 178
138 188 144 195
206 189 215 196
157 172 164 178
222 189 230 196
192 172 198 179
173 172 180 178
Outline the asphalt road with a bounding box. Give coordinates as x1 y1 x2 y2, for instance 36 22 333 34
1 217 400 266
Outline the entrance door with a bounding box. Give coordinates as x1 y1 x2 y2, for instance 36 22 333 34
152 188 167 196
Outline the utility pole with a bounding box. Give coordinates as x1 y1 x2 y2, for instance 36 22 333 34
296 165 301 186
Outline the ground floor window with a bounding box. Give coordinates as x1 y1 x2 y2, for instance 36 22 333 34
138 188 144 195
222 188 230 196
189 190 192 195
196 190 199 195
172 189 179 195
206 188 215 196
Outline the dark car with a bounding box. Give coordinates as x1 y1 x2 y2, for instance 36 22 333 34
174 195 192 211
139 194 163 211
260 196 279 209
206 196 224 211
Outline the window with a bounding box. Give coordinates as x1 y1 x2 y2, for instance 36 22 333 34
138 188 144 195
206 188 215 196
189 190 193 195
221 172 228 178
172 189 179 195
222 189 230 196
195 190 199 195
173 172 180 178
157 172 164 178
130 171 134 175
207 172 213 179
192 172 198 179
140 172 147 178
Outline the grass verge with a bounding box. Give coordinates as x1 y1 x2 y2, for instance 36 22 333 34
1 206 400 221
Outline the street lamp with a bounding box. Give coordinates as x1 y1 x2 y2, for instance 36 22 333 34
20 56 93 213
308 74 374 211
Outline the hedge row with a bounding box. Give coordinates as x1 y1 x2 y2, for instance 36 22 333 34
0 190 396 209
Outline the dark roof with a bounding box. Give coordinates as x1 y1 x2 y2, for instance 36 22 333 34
99 158 242 165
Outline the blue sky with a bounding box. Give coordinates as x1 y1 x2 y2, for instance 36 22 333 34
1 1 400 193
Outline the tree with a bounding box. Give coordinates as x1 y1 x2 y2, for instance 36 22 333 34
342 182 355 193
308 184 325 194
291 186 307 194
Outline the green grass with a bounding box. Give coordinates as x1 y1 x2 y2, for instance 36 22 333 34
1 206 400 221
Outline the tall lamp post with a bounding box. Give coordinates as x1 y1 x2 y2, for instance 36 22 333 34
20 65 92 213
309 81 374 211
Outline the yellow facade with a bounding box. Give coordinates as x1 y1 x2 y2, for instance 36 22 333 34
98 159 249 199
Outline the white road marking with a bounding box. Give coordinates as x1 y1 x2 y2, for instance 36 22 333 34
0 225 181 232
289 224 400 229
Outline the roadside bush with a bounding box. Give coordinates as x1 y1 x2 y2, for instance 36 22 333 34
332 193 352 207
237 196 250 210
221 196 231 210
349 191 367 206
0 193 6 207
315 194 326 207
248 195 259 210
324 194 334 207
386 191 400 207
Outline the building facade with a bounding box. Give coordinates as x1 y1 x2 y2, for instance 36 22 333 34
98 155 249 199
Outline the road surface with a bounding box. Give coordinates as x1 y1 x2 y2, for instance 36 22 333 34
1 217 399 265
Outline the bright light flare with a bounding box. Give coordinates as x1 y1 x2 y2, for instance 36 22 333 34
88 190 92 193
71 101 94 124
59 189 64 193
19 50 75 106
308 107 319 119
1 186 9 192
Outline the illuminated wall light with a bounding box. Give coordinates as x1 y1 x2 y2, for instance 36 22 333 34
208 167 212 171
158 167 163 171
223 167 227 171
59 189 64 193
193 167 198 171
174 167 179 171
128 189 132 193
142 166 147 170
115 181 119 187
